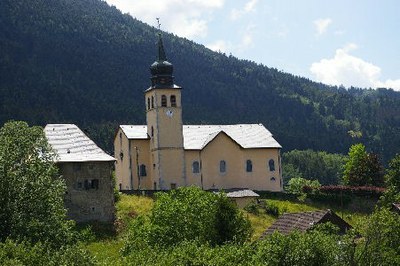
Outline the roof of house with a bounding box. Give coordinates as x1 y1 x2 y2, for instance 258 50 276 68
261 209 351 236
44 124 115 162
226 189 260 198
119 124 281 149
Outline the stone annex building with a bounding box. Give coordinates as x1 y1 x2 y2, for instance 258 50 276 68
45 124 115 223
115 34 283 192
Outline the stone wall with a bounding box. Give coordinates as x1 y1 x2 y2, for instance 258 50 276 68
59 161 115 223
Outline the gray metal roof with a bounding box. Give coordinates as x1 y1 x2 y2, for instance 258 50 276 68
120 124 281 149
226 189 260 198
45 124 115 162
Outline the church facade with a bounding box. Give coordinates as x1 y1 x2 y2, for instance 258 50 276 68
114 34 283 192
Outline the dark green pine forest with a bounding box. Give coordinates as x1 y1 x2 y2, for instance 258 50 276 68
1 0 400 162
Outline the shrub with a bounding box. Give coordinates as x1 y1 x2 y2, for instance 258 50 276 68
264 201 279 217
122 187 252 254
244 200 259 215
0 239 94 266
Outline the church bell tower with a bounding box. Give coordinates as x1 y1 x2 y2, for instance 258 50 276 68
145 32 185 190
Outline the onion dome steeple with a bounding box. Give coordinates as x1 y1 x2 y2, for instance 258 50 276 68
150 33 174 88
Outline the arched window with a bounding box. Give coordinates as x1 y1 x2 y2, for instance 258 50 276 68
269 159 275 171
151 96 154 108
270 177 276 182
220 160 226 173
192 161 200 173
246 160 252 172
140 164 147 176
170 95 177 107
161 95 167 107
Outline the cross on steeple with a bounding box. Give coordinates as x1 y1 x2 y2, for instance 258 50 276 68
156 18 161 31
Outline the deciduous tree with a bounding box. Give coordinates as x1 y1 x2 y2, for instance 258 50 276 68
342 144 384 186
0 121 74 247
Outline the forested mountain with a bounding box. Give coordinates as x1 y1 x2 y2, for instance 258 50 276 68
1 0 400 162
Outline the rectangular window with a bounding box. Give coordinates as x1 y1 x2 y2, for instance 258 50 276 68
84 179 90 190
192 161 200 173
170 183 177 189
91 179 99 189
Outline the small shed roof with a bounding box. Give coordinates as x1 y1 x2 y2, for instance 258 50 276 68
45 124 115 162
226 189 260 198
261 209 351 237
119 124 281 149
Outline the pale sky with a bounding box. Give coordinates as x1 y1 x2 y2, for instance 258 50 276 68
105 0 400 91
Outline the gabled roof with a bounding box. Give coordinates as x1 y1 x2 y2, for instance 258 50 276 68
119 124 281 150
45 124 115 162
261 209 351 237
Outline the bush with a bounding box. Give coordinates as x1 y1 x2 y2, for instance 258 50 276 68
123 187 252 254
285 177 321 201
244 200 259 215
0 239 94 266
264 201 280 217
122 240 253 266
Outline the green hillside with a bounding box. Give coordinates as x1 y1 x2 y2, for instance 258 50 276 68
1 0 400 161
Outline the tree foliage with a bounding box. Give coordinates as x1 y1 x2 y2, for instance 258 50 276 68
0 239 94 266
286 177 321 195
0 121 74 247
122 208 400 266
343 144 384 187
283 149 346 185
122 187 252 253
346 208 400 265
380 154 400 206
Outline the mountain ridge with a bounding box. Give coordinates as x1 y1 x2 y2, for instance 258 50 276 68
0 0 399 162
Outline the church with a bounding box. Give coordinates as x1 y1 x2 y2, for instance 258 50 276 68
114 34 283 192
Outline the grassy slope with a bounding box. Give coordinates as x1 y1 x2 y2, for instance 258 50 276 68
86 194 153 265
85 194 369 264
